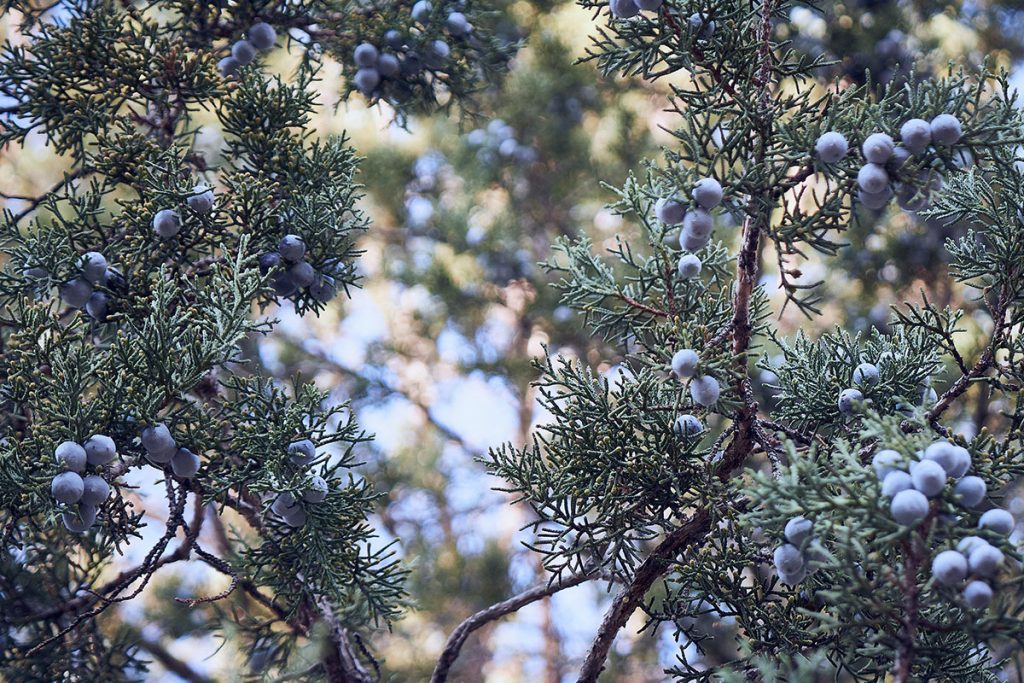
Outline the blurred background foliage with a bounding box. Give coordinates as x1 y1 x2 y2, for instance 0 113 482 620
4 0 1024 680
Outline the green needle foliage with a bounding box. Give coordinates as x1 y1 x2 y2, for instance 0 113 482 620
0 1 513 680
474 0 1024 681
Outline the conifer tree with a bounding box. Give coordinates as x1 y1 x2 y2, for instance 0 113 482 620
0 2 513 680
425 0 1024 680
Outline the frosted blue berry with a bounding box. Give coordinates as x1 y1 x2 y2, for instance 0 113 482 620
258 252 281 274
899 118 931 154
354 43 379 68
61 278 93 309
858 187 892 210
773 543 804 574
861 133 894 164
52 471 85 504
446 12 471 35
890 489 929 526
683 208 713 237
271 492 299 518
248 22 277 51
968 543 1004 577
153 209 181 238
958 535 986 554
679 228 710 252
231 39 257 66
688 13 715 39
815 131 848 164
837 387 863 416
911 459 946 498
84 434 116 465
309 274 337 303
273 272 298 298
852 362 879 387
86 292 108 321
303 476 329 503
384 30 405 49
655 196 686 225
978 509 1014 536
187 183 215 214
931 550 967 586
856 163 889 194
881 470 913 498
288 439 316 466
354 68 380 95
953 476 986 508
23 266 47 280
288 261 315 288
963 580 993 609
282 507 307 527
171 448 200 478
610 0 640 18
218 56 240 77
784 516 813 547
923 441 959 475
141 423 176 462
78 251 108 284
872 449 903 479
377 53 400 78
278 235 306 263
671 349 699 380
635 0 663 9
930 114 962 146
412 0 433 21
673 414 704 437
948 445 971 479
80 474 110 506
62 503 97 532
426 40 450 68
887 145 912 172
677 254 702 279
691 178 722 209
56 441 87 473
778 565 807 586
897 183 928 212
690 375 720 407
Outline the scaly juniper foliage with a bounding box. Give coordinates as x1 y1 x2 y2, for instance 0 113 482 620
423 0 1024 681
0 1 513 681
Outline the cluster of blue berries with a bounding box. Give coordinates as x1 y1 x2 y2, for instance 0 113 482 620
609 0 717 42
152 182 216 240
353 1 469 97
50 436 116 532
836 360 880 416
259 234 337 303
60 250 122 320
872 440 1015 609
270 439 330 528
218 22 278 77
140 422 200 479
670 348 721 438
772 515 824 585
815 114 964 213
656 176 724 277
466 119 538 167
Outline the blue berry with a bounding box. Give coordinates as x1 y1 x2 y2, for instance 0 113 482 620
62 503 97 532
61 278 93 308
948 445 971 479
141 423 176 462
691 178 722 209
881 470 912 497
273 272 298 297
930 114 962 146
837 387 863 416
354 43 379 68
426 40 450 68
354 68 380 95
688 13 715 39
962 580 993 609
872 449 902 479
671 349 699 380
978 509 1014 535
677 254 702 279
856 164 889 194
278 235 306 263
890 489 929 526
248 22 277 51
679 228 710 252
858 187 892 210
288 439 316 466
957 535 986 554
911 459 946 497
78 251 107 283
271 492 299 518
887 145 912 172
673 414 704 437
187 183 215 214
218 57 240 77
51 471 85 504
852 362 879 387
446 12 471 35
377 53 400 78
953 476 986 508
683 208 713 237
153 209 181 238
384 30 405 49
171 448 200 478
968 543 1003 577
690 375 720 406
80 474 110 506
289 261 316 288
610 0 640 18
303 476 329 503
814 131 848 164
412 0 433 22
56 441 87 473
232 39 257 66
309 275 337 303
655 196 686 225
258 252 281 275
861 133 894 164
899 118 931 154
931 549 967 586
784 516 813 547
84 434 117 465
86 292 108 321
773 543 804 574
923 441 958 475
